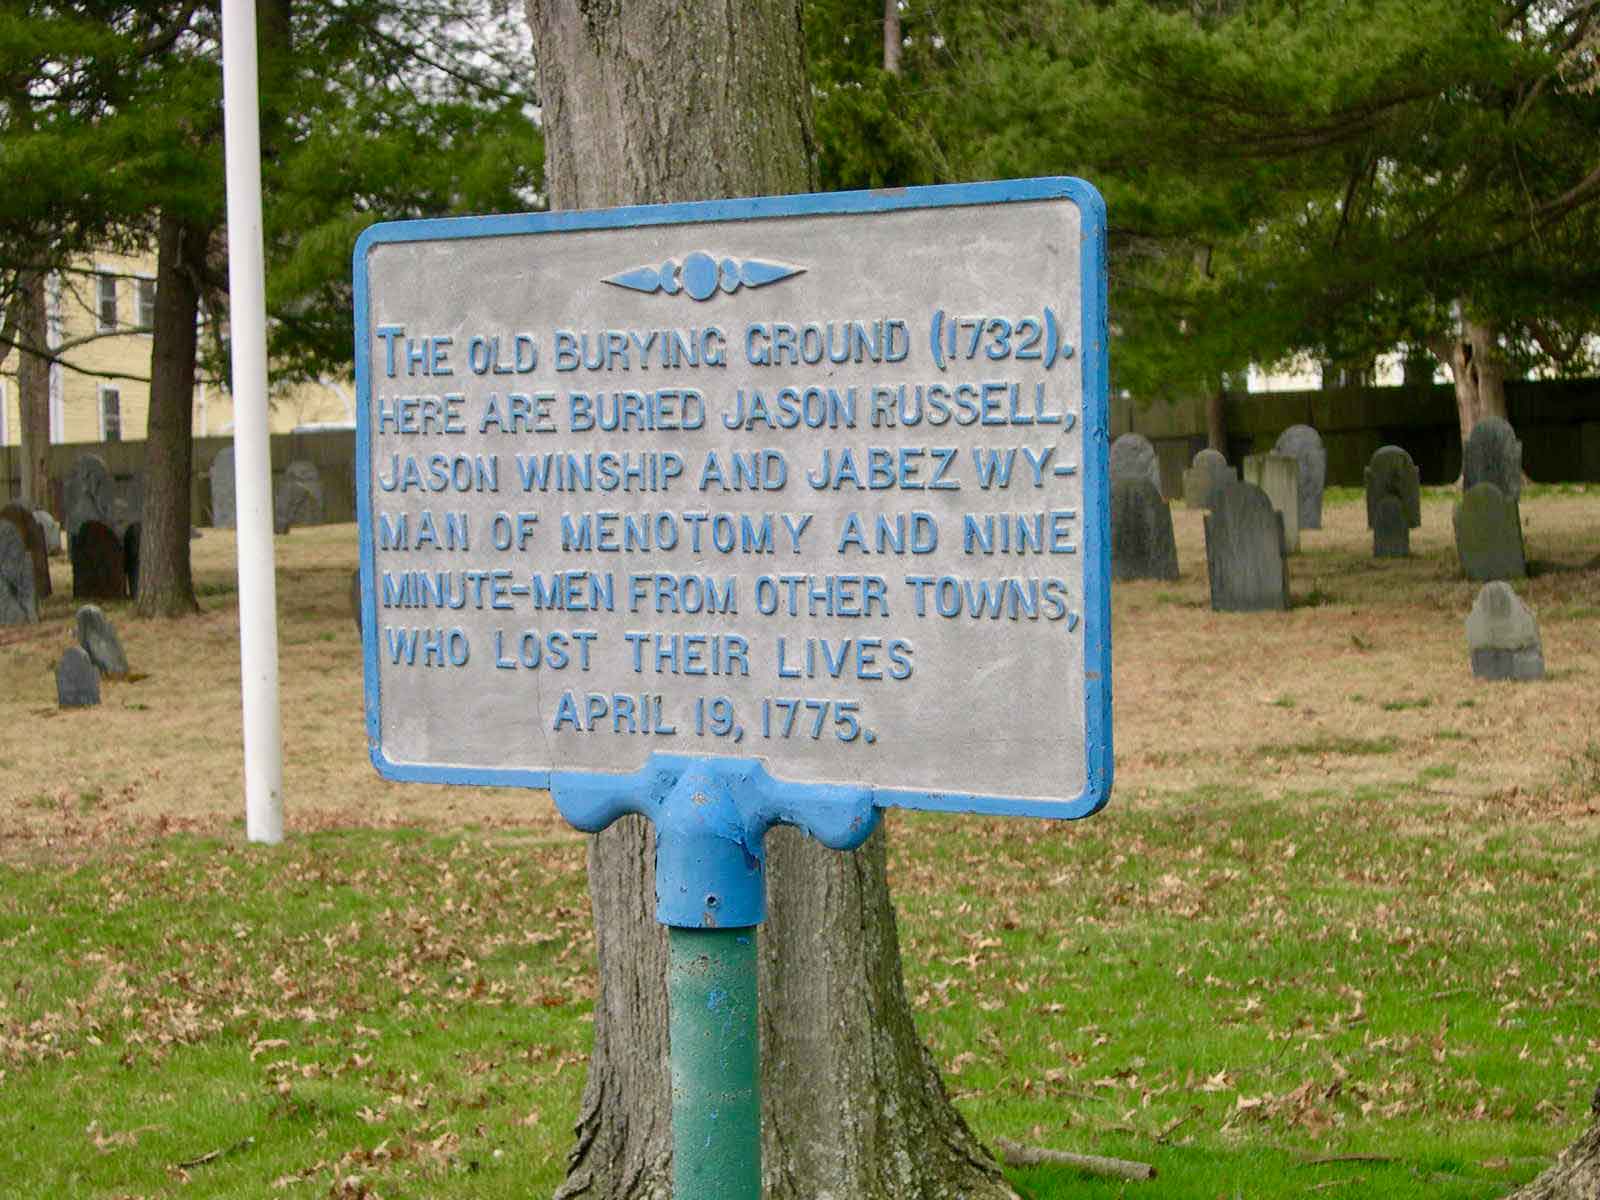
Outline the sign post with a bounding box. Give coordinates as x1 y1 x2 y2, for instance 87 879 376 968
355 178 1110 1195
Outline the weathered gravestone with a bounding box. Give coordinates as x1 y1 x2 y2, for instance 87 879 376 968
210 447 236 528
1110 432 1163 496
122 523 141 597
1372 496 1411 558
1364 445 1421 557
1110 477 1179 581
76 604 129 676
1242 453 1301 553
71 519 127 600
56 646 100 707
1466 582 1544 681
1272 424 1327 529
283 461 324 525
0 502 51 600
1182 448 1235 511
110 481 141 537
0 522 38 624
1463 416 1522 501
64 453 114 537
1204 481 1289 612
34 510 63 557
1454 482 1525 581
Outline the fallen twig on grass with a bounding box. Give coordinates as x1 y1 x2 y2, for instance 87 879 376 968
993 1136 1156 1181
174 1137 255 1170
1299 1153 1396 1167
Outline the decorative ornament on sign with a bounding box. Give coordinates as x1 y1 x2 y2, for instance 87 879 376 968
603 252 805 301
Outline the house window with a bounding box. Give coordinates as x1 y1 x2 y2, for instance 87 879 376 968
96 272 118 331
100 386 122 442
136 278 157 331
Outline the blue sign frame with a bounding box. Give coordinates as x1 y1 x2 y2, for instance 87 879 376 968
354 177 1112 823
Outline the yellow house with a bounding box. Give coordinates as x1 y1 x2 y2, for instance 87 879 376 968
0 249 351 447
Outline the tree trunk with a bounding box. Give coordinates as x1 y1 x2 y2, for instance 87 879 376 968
1429 314 1509 482
1505 1103 1600 1200
136 212 205 617
16 270 53 510
884 0 902 74
525 2 1015 1197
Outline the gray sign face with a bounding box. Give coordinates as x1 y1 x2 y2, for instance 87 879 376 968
356 179 1111 818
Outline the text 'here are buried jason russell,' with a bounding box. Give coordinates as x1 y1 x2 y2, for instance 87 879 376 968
357 190 1109 810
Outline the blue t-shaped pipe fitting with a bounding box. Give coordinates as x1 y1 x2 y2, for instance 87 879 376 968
552 754 879 928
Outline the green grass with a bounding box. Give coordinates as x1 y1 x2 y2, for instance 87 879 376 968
1254 735 1400 759
2 792 1594 1198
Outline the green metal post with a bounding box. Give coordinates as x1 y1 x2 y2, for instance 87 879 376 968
669 926 761 1200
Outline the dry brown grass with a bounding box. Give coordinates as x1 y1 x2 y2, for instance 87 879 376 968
1 488 1595 858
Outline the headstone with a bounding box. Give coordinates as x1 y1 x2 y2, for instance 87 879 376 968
1364 446 1422 557
285 460 325 523
1462 416 1522 501
1242 453 1301 554
1204 481 1289 612
1372 495 1410 557
1454 482 1525 581
1272 424 1327 529
1466 582 1544 681
210 447 236 528
56 646 101 707
64 453 114 538
1181 448 1235 511
0 502 50 600
34 510 63 557
1110 477 1179 581
0 522 38 624
71 519 128 600
122 522 141 596
1109 433 1163 496
76 604 129 676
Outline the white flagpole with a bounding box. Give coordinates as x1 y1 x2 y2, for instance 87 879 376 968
221 0 284 844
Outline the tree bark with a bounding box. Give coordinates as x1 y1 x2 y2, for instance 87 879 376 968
136 212 205 617
884 0 902 74
525 2 1015 1197
1505 1102 1600 1200
15 270 53 510
1429 314 1509 483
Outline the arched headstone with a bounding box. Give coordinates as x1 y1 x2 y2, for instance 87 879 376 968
56 646 100 707
210 447 237 528
1242 453 1301 554
1110 477 1179 581
1109 433 1162 496
1466 582 1543 681
64 453 114 538
0 522 39 625
71 519 127 600
1463 416 1522 500
34 510 63 557
0 502 50 601
76 604 130 676
1364 445 1421 558
1272 424 1327 530
1203 481 1288 612
1182 448 1235 511
1454 482 1525 581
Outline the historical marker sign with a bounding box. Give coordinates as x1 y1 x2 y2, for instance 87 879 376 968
355 178 1111 818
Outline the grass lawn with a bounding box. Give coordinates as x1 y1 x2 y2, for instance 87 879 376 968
0 484 1596 1198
